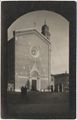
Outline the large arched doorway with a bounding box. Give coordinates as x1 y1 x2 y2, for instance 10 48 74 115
7 10 69 92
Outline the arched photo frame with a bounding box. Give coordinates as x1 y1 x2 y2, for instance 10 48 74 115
1 1 76 119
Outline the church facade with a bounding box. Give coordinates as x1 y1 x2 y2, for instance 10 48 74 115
11 23 51 92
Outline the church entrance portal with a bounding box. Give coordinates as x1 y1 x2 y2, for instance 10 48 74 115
30 70 40 91
32 80 37 91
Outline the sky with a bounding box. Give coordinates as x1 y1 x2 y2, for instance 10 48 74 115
8 10 69 74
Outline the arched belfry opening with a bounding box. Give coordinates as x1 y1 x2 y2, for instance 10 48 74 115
41 20 51 40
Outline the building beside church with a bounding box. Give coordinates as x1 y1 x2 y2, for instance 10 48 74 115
7 22 51 92
51 73 69 92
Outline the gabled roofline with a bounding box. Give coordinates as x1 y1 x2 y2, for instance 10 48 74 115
14 28 51 44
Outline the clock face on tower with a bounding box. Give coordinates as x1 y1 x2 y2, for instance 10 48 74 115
31 46 39 58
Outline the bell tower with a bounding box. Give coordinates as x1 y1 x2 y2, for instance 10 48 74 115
41 20 50 40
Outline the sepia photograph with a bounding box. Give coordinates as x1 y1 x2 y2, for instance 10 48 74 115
1 1 76 119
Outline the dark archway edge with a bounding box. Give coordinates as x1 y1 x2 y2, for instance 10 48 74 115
1 1 76 119
1 1 76 28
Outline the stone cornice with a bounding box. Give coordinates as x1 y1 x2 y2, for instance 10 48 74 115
14 28 51 45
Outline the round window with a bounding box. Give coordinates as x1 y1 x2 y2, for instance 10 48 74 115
31 46 39 58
